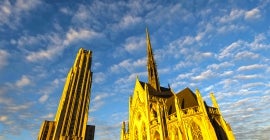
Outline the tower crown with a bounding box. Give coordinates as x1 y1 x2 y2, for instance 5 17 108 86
146 28 160 91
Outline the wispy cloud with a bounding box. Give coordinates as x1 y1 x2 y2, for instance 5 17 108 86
15 75 31 88
24 27 102 62
0 49 9 69
234 51 259 60
63 28 102 46
90 93 114 113
192 69 215 81
0 115 8 122
26 46 63 62
112 15 142 30
207 62 234 70
0 0 41 29
123 36 145 53
115 72 147 85
23 33 63 62
38 78 64 104
6 102 33 112
218 41 243 60
38 94 49 103
40 113 54 120
93 72 106 84
110 58 146 73
234 74 261 80
237 64 265 71
245 8 261 20
218 9 245 23
242 82 266 89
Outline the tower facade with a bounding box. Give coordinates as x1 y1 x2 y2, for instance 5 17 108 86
38 48 95 140
120 29 235 140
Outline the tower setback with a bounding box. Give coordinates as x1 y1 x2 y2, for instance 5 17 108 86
120 29 235 140
38 48 94 140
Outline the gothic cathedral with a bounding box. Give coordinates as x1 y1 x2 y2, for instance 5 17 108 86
120 29 235 140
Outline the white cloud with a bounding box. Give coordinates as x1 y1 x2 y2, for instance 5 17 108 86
237 64 265 71
0 0 41 29
192 52 213 61
203 85 214 92
59 7 72 15
110 58 146 73
110 59 132 73
207 62 234 70
24 27 101 62
250 33 270 50
0 49 9 69
118 15 142 28
39 94 49 103
37 78 64 104
92 93 110 102
218 78 239 89
93 62 102 70
174 61 192 70
90 100 105 113
124 36 145 53
73 5 89 21
110 14 142 31
160 35 203 59
245 8 261 20
218 40 243 60
93 72 106 84
234 51 259 60
15 75 31 88
219 9 245 23
23 33 64 62
0 115 8 122
41 113 54 119
0 88 13 105
242 82 265 89
234 74 261 80
220 71 234 77
90 93 115 113
15 34 45 47
115 72 147 85
1 5 11 15
176 72 193 80
217 24 245 34
7 102 32 112
195 32 205 41
192 69 215 81
64 28 101 46
26 46 62 62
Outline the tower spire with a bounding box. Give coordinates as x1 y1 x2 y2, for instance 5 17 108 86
146 28 160 91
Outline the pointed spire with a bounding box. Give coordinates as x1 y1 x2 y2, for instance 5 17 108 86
146 28 160 91
210 93 219 108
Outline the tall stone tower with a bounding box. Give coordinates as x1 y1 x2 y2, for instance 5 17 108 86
120 29 235 140
38 48 95 140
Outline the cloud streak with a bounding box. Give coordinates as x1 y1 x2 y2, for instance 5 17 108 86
0 49 9 69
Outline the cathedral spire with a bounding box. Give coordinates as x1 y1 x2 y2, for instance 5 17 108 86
146 28 160 91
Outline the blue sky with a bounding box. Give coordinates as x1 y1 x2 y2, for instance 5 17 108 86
0 0 270 139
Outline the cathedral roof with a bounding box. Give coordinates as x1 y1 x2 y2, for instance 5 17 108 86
139 81 173 98
175 87 199 109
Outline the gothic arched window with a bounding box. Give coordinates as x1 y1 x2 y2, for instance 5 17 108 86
191 121 203 140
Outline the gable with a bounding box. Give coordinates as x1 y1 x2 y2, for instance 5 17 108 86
175 88 199 109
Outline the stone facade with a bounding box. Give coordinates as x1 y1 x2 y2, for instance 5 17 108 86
121 29 235 140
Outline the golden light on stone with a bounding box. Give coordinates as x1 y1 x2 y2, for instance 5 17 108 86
120 29 235 140
38 48 95 140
